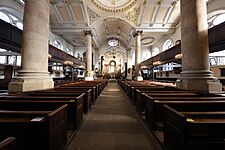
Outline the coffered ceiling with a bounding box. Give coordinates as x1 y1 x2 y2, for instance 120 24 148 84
49 0 180 49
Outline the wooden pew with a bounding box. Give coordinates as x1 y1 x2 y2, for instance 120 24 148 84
55 86 97 103
59 83 99 99
0 95 84 130
34 89 92 114
163 104 225 150
134 89 200 113
0 137 16 150
143 94 225 129
0 104 67 150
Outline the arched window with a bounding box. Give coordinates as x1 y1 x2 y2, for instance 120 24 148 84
0 10 23 30
208 13 225 28
66 48 73 55
16 22 23 30
163 39 173 51
0 11 10 23
53 40 62 50
109 61 116 73
152 47 160 57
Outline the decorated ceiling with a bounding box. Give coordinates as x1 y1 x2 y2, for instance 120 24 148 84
49 0 180 50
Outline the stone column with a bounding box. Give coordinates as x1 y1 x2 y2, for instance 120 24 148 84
176 0 222 93
84 30 94 81
133 30 143 81
126 48 132 80
9 0 53 92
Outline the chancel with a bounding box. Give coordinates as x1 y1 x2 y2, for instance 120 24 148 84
0 0 225 150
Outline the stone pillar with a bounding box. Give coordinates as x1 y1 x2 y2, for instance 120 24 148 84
9 0 53 93
176 0 222 93
84 30 94 81
126 48 132 80
133 30 143 81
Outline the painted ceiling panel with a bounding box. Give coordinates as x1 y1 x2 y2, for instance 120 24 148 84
50 7 59 23
155 6 169 23
57 4 71 22
142 5 155 23
71 4 85 22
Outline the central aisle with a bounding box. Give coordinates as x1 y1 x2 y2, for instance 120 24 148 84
66 81 163 150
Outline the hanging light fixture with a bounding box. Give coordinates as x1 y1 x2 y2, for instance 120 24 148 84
108 0 118 47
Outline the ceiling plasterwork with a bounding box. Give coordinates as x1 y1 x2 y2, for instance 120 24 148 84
91 0 137 13
87 8 101 24
126 7 140 23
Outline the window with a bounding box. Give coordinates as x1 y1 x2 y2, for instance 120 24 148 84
0 11 23 30
152 47 160 57
16 56 21 66
213 13 225 26
208 13 225 28
8 56 16 65
163 39 173 51
0 11 10 23
53 40 62 50
16 22 23 30
66 48 73 55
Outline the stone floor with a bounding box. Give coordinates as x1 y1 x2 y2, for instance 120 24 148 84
65 81 163 150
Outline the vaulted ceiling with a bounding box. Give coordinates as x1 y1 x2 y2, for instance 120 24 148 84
50 0 180 49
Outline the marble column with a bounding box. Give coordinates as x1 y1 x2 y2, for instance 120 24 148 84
9 0 53 92
176 0 222 93
84 30 94 81
133 30 143 81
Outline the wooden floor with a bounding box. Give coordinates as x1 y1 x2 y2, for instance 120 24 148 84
65 81 163 150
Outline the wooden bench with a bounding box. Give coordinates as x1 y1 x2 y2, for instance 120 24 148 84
163 104 225 150
143 94 225 129
0 104 67 150
134 89 199 113
34 89 92 114
55 86 97 103
0 95 84 130
59 83 99 98
0 137 16 150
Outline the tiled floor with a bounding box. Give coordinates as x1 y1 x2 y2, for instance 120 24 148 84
65 82 163 150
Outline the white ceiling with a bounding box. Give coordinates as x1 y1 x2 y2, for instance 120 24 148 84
50 0 180 49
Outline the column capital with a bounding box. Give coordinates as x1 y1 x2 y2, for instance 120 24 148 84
133 30 143 37
84 30 93 37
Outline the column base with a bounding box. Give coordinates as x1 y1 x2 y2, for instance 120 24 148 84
176 70 222 93
135 76 143 81
176 79 222 93
85 77 94 81
9 78 54 93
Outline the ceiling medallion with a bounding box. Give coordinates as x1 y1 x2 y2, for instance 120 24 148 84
108 39 119 47
141 37 155 45
91 0 137 13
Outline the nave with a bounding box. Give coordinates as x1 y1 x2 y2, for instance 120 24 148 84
65 81 163 150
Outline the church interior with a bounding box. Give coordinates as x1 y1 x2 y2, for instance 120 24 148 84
0 0 225 150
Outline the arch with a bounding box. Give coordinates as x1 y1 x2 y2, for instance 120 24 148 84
0 6 23 29
0 6 23 20
53 39 63 50
152 47 160 57
162 39 174 51
91 16 135 32
109 60 116 73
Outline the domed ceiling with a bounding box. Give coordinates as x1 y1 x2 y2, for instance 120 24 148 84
91 0 137 13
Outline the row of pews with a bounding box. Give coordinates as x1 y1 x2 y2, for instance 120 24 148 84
118 80 225 150
0 79 108 150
